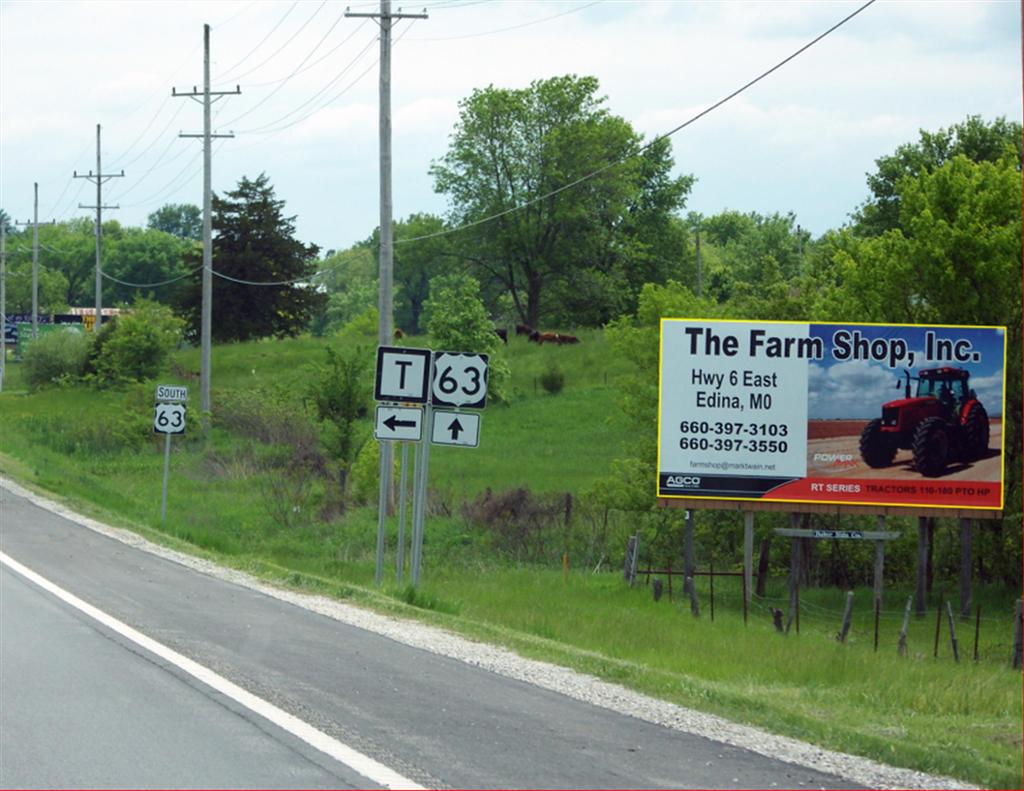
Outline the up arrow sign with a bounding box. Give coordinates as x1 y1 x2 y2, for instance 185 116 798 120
431 410 480 448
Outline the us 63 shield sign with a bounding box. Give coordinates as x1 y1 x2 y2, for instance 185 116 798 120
432 352 488 408
154 403 186 435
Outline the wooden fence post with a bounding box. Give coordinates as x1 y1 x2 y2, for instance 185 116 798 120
709 557 715 622
837 591 854 643
1013 599 1022 670
933 590 944 658
959 518 973 618
973 605 981 662
743 511 754 616
945 601 959 663
898 595 912 656
874 597 880 652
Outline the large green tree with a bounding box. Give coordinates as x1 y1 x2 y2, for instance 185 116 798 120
103 226 194 305
147 203 202 241
853 115 1021 236
431 75 692 328
177 174 325 342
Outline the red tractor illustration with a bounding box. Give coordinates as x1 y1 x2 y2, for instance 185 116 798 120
859 367 989 477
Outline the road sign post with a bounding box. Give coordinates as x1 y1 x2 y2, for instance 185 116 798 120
373 347 489 587
154 386 187 528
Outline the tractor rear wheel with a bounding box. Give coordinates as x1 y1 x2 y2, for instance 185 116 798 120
912 417 950 477
859 418 896 468
963 402 989 460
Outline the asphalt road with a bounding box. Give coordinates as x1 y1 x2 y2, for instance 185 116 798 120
0 482 861 789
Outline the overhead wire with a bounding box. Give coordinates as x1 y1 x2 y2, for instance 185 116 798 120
243 19 371 88
218 1 328 84
396 0 878 245
231 31 380 136
213 0 300 82
407 0 602 41
220 6 354 126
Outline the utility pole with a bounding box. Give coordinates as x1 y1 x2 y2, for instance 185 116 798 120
695 229 702 298
14 183 56 339
174 23 240 430
75 124 124 333
1 223 6 393
346 1 427 584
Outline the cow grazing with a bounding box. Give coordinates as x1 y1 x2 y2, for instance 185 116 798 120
394 328 405 339
515 323 533 336
529 330 581 345
494 327 508 344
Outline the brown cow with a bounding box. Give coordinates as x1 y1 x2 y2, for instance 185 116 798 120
515 323 533 336
394 328 405 339
494 327 508 344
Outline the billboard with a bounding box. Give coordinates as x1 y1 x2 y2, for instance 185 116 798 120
657 319 1006 510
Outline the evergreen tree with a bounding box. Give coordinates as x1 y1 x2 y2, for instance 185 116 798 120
178 174 325 342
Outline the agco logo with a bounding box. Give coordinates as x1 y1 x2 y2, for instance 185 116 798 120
666 476 701 488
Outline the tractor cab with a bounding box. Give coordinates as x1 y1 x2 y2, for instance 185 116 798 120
915 367 971 415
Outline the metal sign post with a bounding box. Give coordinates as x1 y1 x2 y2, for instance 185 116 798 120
154 385 187 528
396 441 410 583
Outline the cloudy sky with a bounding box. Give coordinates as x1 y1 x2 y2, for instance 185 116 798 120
1 0 1019 254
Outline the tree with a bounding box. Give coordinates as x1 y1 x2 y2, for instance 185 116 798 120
147 203 202 241
177 174 326 342
103 226 193 305
853 115 1021 236
363 213 455 335
424 273 509 403
431 75 692 328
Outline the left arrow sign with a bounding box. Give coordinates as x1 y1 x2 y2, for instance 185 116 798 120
374 405 423 442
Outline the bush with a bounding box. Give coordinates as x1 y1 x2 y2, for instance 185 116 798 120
538 360 565 395
93 298 184 384
21 328 89 389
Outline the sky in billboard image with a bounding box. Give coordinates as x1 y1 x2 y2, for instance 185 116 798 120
807 324 1004 420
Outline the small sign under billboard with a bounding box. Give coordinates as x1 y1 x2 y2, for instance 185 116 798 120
658 319 1006 511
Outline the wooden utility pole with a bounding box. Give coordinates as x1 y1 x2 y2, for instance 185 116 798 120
0 223 6 393
14 183 56 339
174 24 241 430
346 1 427 584
74 125 124 333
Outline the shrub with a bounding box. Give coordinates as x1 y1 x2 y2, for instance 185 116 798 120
21 328 89 389
306 345 372 493
539 360 565 395
93 298 184 384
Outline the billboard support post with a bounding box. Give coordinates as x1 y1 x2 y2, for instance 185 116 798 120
743 512 753 613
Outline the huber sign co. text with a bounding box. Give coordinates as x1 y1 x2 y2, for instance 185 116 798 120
657 319 1006 510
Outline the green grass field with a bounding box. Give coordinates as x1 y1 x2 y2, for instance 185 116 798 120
0 334 1020 788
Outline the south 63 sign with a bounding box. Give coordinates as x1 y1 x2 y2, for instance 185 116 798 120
432 352 488 409
154 403 187 435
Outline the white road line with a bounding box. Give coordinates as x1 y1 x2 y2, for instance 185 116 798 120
0 551 425 791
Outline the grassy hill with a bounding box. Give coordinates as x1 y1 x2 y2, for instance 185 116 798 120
0 330 1020 788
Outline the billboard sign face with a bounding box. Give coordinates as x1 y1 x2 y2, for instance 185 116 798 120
658 319 1006 510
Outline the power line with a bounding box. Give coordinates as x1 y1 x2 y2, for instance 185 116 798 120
220 1 328 84
213 1 300 81
407 0 601 41
232 33 379 134
243 19 371 88
220 5 352 126
397 0 878 246
101 264 204 289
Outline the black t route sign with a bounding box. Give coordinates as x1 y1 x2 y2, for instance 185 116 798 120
375 346 431 403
